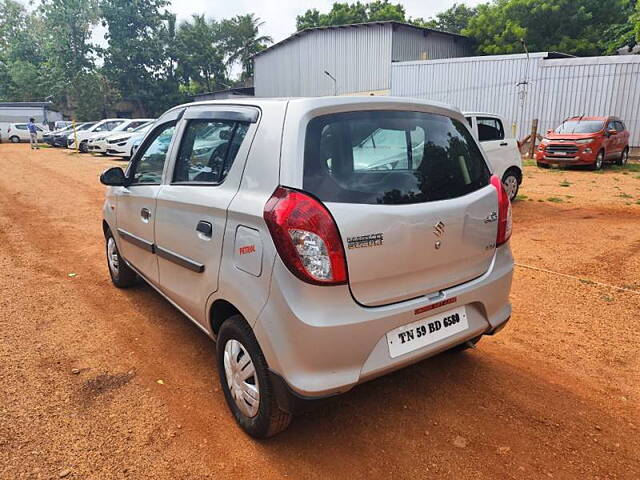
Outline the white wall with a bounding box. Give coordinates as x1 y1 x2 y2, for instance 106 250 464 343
392 53 640 146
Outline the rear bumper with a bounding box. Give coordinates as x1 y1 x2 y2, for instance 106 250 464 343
254 244 514 398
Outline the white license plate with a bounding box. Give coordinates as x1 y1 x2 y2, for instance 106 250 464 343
386 306 469 358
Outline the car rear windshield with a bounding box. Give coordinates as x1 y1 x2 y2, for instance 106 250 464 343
554 120 604 134
303 110 490 205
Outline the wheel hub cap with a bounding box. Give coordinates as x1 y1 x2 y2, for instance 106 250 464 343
503 176 518 200
223 339 260 418
107 237 119 274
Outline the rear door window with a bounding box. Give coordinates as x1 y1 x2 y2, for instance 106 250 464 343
477 117 504 141
303 111 490 205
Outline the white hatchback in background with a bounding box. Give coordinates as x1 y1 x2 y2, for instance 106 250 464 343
105 122 155 158
464 113 523 201
5 123 49 143
87 119 155 154
67 118 128 152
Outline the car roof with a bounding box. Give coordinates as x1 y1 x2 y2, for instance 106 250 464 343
462 111 503 117
169 96 459 114
564 116 612 121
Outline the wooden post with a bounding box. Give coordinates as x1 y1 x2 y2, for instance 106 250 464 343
528 119 538 158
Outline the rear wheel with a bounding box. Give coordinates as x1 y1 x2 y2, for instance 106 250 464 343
9 136 20 143
502 170 520 201
590 150 604 170
617 147 629 166
217 315 292 438
105 231 137 288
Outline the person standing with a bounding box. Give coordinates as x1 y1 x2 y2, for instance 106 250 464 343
27 118 39 150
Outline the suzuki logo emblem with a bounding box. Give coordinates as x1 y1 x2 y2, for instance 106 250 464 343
433 221 445 237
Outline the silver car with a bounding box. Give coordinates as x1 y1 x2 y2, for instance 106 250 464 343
100 97 514 438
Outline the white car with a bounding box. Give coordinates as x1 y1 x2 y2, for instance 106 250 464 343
67 118 129 152
86 119 155 154
105 122 155 158
464 113 523 201
4 123 49 143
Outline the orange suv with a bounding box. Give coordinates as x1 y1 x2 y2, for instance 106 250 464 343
536 116 630 170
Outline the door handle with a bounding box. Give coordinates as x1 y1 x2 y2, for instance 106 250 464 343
196 221 213 239
500 142 508 146
141 208 151 222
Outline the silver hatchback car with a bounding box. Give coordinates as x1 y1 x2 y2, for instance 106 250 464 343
100 97 514 437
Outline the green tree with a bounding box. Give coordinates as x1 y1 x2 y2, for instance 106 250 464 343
221 14 272 80
463 0 632 56
39 0 100 102
100 0 177 115
296 1 406 30
174 14 227 93
413 3 478 34
0 1 48 101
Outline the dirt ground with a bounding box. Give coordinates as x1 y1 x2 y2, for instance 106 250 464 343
1 144 639 479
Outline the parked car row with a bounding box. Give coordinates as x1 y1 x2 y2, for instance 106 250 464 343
42 118 156 159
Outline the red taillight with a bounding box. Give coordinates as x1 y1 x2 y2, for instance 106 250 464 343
264 187 348 286
490 175 512 246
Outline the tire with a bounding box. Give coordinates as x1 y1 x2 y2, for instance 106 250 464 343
217 315 292 438
536 161 550 169
590 150 604 170
79 141 88 153
105 230 137 288
9 136 20 143
502 169 520 201
616 147 629 166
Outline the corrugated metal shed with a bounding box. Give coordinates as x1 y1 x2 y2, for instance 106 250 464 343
254 22 472 97
391 53 640 146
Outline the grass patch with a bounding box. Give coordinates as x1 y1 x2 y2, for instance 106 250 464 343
547 197 564 203
635 200 640 205
564 195 574 198
522 158 536 167
610 163 640 172
618 193 633 199
559 179 572 187
537 199 545 202
515 194 528 201
635 175 640 180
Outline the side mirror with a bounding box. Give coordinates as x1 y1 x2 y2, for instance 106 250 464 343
607 129 617 136
100 167 127 186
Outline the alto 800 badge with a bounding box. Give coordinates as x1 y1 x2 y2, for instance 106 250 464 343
347 233 384 249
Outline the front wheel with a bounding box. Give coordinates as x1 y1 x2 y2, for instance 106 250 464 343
617 147 629 166
590 150 604 170
9 136 20 143
217 315 292 438
79 141 88 153
106 231 137 288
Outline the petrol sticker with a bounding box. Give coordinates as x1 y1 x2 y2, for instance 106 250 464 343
347 233 384 249
239 245 256 255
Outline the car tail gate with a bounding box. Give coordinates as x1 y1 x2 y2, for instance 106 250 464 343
301 109 501 307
